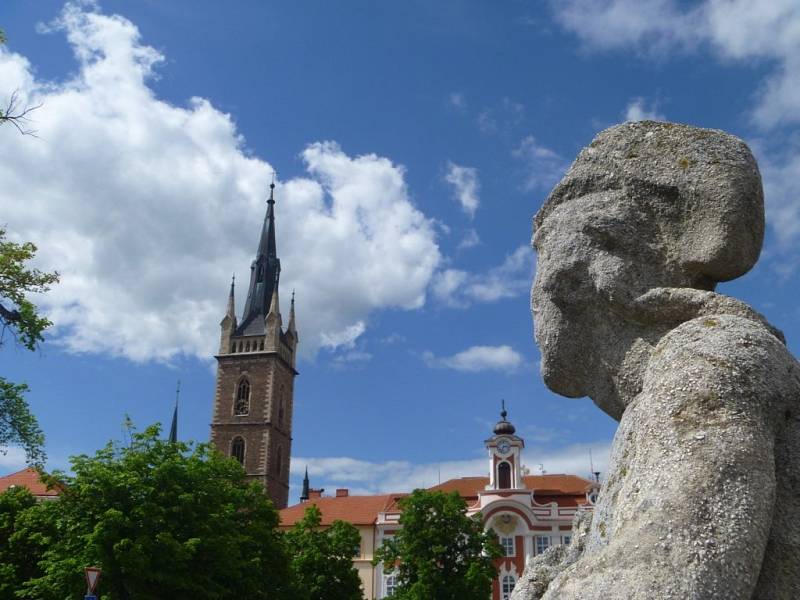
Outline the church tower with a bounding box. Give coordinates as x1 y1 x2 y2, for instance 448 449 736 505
211 182 298 509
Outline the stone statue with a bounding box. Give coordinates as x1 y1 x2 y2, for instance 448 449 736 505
514 121 800 599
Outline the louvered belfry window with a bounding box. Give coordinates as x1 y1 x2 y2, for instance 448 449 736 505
234 379 250 416
231 437 245 464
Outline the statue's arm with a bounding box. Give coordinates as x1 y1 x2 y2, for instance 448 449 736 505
544 316 784 600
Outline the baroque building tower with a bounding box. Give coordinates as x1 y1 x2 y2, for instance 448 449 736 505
210 182 298 509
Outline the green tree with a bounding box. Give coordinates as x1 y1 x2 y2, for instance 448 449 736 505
0 227 58 465
0 485 55 598
20 425 290 600
0 227 58 351
285 504 364 600
374 489 502 600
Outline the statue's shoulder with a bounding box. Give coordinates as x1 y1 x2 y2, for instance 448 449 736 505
644 313 798 405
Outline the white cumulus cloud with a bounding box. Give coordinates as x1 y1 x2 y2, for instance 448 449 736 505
552 0 800 130
457 228 481 250
512 135 568 191
424 345 524 373
0 2 442 362
624 97 666 122
444 161 480 218
433 245 533 307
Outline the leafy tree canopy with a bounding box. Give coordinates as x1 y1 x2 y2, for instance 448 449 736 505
0 379 44 466
0 485 54 599
374 489 502 600
0 227 58 351
0 226 58 464
18 425 290 600
285 504 364 600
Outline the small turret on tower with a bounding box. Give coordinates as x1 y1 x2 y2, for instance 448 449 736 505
264 270 283 352
219 275 237 354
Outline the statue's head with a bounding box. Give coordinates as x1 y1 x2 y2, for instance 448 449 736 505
532 121 763 411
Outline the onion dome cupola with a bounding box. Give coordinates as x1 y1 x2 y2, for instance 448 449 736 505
493 403 516 435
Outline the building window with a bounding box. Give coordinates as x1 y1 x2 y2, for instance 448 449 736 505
497 461 511 489
562 535 572 546
234 379 250 416
275 445 283 476
502 575 516 600
535 535 551 555
384 574 397 597
352 541 361 557
500 536 515 557
231 437 245 465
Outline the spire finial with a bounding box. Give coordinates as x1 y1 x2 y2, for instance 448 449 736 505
501 399 507 420
269 171 276 203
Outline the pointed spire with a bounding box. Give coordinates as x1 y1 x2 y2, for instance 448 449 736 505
168 380 180 443
287 289 297 335
226 274 236 319
238 178 282 335
259 177 278 260
300 466 310 502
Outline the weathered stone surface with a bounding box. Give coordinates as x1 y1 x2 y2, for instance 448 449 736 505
524 121 800 599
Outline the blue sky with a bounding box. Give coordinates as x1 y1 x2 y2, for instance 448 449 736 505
2 0 800 502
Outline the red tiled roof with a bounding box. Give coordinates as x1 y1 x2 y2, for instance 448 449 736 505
0 468 61 497
428 476 488 497
522 474 597 495
429 474 595 499
279 493 407 527
280 474 595 525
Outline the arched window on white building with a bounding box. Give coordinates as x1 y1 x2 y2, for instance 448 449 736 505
502 574 516 600
384 573 397 597
497 461 512 489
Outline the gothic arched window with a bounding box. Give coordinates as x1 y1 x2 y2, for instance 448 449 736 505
234 379 250 416
497 461 511 489
231 437 245 464
275 445 283 476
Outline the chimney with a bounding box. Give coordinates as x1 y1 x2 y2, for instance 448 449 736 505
308 488 324 499
336 488 349 497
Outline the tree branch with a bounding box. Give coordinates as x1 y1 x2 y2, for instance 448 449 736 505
1 91 42 137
